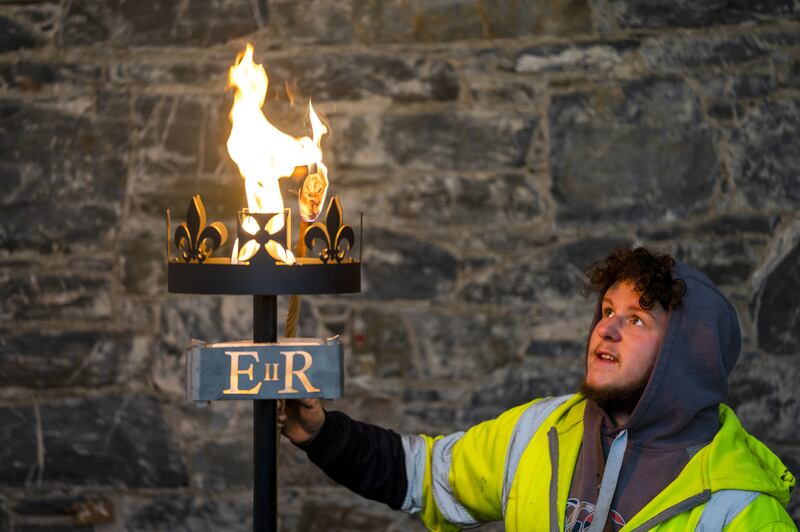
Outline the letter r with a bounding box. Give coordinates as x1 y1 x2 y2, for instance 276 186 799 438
278 351 321 394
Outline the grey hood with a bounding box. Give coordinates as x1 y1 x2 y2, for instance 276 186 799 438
595 262 741 446
567 262 743 530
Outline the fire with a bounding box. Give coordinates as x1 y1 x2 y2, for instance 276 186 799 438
226 43 329 263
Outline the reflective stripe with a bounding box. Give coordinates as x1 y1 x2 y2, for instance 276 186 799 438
501 394 574 515
400 434 427 513
696 489 760 530
592 429 628 530
430 431 480 527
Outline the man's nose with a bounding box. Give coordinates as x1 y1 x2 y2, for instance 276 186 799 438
598 319 621 341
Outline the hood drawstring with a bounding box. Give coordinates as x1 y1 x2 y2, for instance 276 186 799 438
592 430 628 529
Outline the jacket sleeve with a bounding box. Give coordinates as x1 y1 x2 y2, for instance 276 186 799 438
723 493 798 531
299 401 538 531
299 410 409 510
403 401 539 531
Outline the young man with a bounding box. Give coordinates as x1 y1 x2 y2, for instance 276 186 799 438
279 248 796 530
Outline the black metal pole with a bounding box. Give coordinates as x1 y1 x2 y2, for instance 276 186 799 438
253 295 278 532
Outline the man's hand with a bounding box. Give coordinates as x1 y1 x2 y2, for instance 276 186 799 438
277 398 325 445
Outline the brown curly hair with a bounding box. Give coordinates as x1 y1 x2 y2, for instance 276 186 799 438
586 247 686 310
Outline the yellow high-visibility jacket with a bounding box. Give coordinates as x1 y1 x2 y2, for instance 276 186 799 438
403 394 796 531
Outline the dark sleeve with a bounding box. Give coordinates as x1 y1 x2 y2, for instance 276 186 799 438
297 410 409 510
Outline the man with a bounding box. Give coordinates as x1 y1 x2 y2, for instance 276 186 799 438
279 247 796 530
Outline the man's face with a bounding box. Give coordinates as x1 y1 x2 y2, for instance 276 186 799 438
584 280 669 412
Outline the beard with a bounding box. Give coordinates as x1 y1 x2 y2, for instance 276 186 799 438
579 372 650 417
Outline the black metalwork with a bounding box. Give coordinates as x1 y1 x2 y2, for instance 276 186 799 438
253 295 278 532
168 261 359 295
304 196 355 263
174 195 228 263
236 210 289 264
167 191 361 532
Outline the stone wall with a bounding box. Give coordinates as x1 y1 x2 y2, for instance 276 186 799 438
1 0 798 529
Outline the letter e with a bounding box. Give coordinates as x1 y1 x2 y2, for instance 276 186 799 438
223 351 263 395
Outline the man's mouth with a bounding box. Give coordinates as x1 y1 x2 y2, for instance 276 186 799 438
595 349 618 362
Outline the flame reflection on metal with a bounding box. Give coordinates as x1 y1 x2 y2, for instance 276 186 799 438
174 195 228 263
304 196 355 264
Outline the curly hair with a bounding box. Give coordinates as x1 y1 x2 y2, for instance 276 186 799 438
586 247 686 310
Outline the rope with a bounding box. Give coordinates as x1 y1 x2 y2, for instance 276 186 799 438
284 219 309 338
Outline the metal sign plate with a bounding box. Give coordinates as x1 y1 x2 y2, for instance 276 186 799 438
187 338 344 401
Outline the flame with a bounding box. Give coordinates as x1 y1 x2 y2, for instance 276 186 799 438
284 80 296 107
226 43 329 262
298 101 330 222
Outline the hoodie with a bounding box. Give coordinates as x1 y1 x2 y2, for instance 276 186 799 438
300 262 795 530
567 263 744 530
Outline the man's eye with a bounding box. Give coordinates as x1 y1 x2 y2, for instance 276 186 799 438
631 316 644 326
603 308 614 317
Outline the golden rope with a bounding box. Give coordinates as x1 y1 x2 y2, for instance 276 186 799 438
284 219 309 338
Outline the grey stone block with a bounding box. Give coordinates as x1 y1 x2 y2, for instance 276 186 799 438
39 395 187 487
0 271 112 321
549 76 718 222
0 98 127 254
15 525 93 532
326 111 536 169
60 0 267 47
463 359 583 424
638 214 777 240
0 497 8 532
122 495 249 532
377 112 536 170
641 34 770 69
0 15 45 52
350 308 412 378
0 405 37 485
460 236 631 306
265 53 458 102
262 0 354 47
525 339 585 358
0 328 147 388
360 228 456 300
294 495 406 531
514 40 639 74
597 0 795 30
467 79 540 107
728 100 800 209
638 217 775 288
460 260 562 306
131 94 229 179
382 171 543 227
118 219 166 297
155 295 253 395
352 0 591 44
108 61 228 87
729 353 799 442
0 62 102 91
754 240 800 355
9 492 113 530
692 74 777 104
407 310 520 379
127 495 249 531
189 438 251 491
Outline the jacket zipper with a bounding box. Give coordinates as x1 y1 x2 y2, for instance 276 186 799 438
548 427 560 532
629 490 711 531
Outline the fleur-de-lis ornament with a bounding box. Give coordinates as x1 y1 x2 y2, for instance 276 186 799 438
174 195 228 263
304 196 354 263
